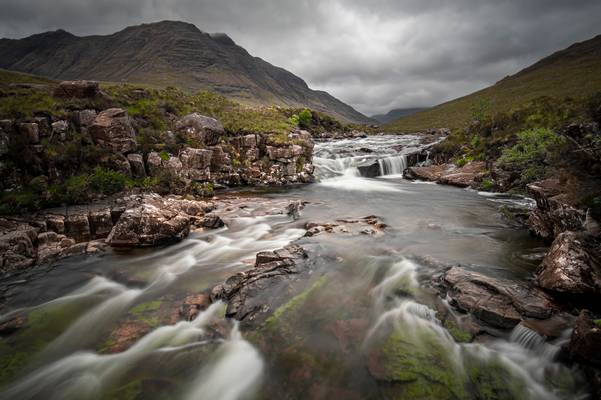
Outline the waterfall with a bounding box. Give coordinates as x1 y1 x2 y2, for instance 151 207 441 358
509 324 545 350
378 155 407 176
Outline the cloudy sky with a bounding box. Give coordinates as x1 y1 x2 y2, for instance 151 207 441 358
1 0 600 115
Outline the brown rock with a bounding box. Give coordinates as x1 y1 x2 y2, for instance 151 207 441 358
569 310 601 367
89 108 137 153
64 213 91 242
88 208 114 239
536 232 601 295
53 80 99 98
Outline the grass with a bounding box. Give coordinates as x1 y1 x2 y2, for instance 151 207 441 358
384 36 601 132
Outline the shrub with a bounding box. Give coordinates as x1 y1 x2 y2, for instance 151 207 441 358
89 167 129 195
455 155 473 167
498 127 566 183
159 150 170 161
298 109 312 127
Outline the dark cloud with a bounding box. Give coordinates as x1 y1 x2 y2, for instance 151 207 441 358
1 0 600 115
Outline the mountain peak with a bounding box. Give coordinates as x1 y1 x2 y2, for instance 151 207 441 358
0 21 370 123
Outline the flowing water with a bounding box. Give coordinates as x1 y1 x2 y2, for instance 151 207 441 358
0 135 589 399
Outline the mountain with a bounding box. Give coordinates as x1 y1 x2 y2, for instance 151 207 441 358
0 20 371 124
385 33 601 131
371 108 427 124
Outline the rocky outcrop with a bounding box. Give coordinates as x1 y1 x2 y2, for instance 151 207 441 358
106 194 216 247
53 80 100 98
569 310 601 398
89 108 137 153
434 266 559 329
210 244 311 326
175 113 224 147
536 231 601 295
304 216 386 237
405 162 487 188
526 179 585 240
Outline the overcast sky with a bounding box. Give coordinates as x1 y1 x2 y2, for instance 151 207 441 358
1 0 600 115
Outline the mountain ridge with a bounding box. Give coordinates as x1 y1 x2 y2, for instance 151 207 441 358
385 33 601 131
0 20 372 124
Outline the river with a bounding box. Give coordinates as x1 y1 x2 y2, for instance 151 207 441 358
0 135 589 399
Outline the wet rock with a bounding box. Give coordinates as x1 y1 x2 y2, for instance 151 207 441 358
435 266 559 329
89 108 137 153
536 231 601 295
53 80 99 98
175 113 224 146
570 310 601 366
357 162 381 178
179 293 211 321
127 153 146 179
210 244 310 325
520 314 573 339
0 313 26 336
437 161 487 187
405 163 452 181
304 216 386 237
197 214 224 229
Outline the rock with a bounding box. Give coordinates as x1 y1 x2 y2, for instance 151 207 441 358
64 212 91 242
199 215 225 229
88 208 114 239
72 109 97 130
209 145 231 172
53 80 99 98
304 216 386 237
0 227 37 270
435 266 559 329
179 147 213 180
437 161 486 187
179 293 211 321
210 244 310 325
569 310 601 366
405 163 452 182
266 146 293 160
105 195 213 247
146 152 163 176
51 120 69 141
0 313 26 336
18 122 39 144
357 162 381 178
45 214 65 234
536 231 601 295
127 153 146 179
89 108 137 153
527 179 585 240
175 113 224 146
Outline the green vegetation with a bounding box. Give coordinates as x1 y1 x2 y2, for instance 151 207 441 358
498 127 566 184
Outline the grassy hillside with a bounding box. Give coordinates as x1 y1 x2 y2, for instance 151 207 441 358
385 34 601 132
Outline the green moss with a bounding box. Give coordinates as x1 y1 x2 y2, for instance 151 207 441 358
128 300 163 328
101 380 143 400
594 319 601 328
443 319 473 343
263 276 328 331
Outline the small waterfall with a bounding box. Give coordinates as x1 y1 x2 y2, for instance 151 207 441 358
509 324 545 351
378 154 407 176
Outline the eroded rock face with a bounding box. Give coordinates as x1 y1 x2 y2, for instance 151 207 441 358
53 80 100 98
536 232 601 295
106 195 215 247
175 113 224 146
434 266 559 329
89 108 137 153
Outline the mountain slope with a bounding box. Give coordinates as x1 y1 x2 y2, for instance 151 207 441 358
385 34 601 131
371 108 427 124
0 21 371 124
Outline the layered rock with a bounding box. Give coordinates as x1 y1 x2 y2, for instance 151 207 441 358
405 161 487 188
434 266 559 329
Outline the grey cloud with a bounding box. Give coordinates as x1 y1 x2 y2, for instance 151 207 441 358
0 0 600 115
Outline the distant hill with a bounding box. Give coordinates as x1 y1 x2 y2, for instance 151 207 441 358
0 20 371 124
385 34 601 131
371 108 427 124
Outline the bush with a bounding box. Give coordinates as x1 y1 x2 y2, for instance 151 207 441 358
498 127 566 183
89 167 129 195
298 109 312 127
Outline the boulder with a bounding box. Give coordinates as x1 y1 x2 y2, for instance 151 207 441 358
146 152 163 176
209 145 231 172
64 212 91 242
437 161 487 187
357 162 381 178
53 80 100 98
127 153 146 179
18 122 39 144
88 208 114 239
435 266 559 329
405 164 452 182
175 113 224 146
179 147 213 180
72 109 97 130
89 108 137 153
569 310 601 366
536 232 601 295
